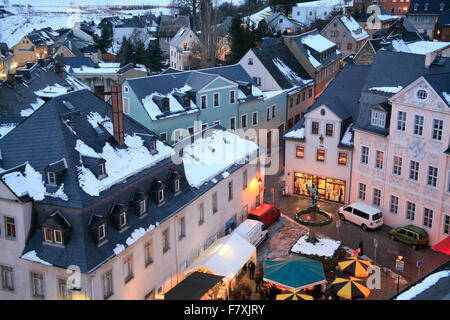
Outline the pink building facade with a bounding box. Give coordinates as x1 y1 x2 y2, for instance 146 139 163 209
350 75 450 246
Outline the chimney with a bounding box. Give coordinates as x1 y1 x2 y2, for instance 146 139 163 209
256 41 261 48
55 61 64 79
111 85 124 146
424 52 436 68
94 86 105 100
7 73 16 86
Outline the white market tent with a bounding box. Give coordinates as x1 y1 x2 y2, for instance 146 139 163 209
184 233 257 283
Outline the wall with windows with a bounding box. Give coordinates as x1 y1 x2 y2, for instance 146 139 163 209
239 50 283 92
350 77 450 246
0 183 34 299
284 104 353 204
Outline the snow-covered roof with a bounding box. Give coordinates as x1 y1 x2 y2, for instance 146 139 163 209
0 123 17 140
301 33 336 53
369 86 403 94
284 127 305 140
395 270 450 300
244 6 273 26
296 0 352 8
34 84 71 98
272 57 313 88
291 235 341 258
76 120 173 197
340 123 353 146
182 128 260 189
338 16 369 41
406 41 450 55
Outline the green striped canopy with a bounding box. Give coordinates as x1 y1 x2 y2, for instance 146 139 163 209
263 254 326 290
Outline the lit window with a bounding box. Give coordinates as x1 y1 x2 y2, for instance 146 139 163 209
393 156 402 176
296 146 304 158
375 150 384 169
338 152 347 165
5 217 16 240
316 149 325 162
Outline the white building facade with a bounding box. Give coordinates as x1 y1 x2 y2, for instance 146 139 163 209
292 0 354 27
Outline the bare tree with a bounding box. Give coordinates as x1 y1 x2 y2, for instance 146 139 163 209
172 0 201 30
198 0 218 68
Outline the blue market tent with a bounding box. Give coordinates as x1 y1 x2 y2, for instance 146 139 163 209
263 254 326 290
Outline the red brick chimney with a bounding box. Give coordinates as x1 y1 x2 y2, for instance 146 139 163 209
111 85 124 146
55 61 64 79
7 73 16 86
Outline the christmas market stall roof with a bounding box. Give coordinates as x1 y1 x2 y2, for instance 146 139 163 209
184 233 256 282
164 272 224 300
263 254 326 291
433 236 450 255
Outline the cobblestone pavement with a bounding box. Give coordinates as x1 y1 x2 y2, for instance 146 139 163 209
257 167 449 300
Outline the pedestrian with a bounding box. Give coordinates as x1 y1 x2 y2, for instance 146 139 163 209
255 273 262 292
358 240 364 257
248 261 256 280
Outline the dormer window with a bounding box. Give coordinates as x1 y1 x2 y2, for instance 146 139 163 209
139 200 146 215
371 110 386 128
414 3 419 11
168 170 181 195
41 211 71 246
119 212 127 228
158 188 164 203
440 3 445 11
98 224 106 241
424 3 429 11
175 178 180 193
98 162 106 178
47 171 56 185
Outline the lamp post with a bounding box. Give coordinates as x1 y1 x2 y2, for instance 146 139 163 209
257 177 263 206
395 256 404 295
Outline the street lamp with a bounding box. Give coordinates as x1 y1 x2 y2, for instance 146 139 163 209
395 256 405 294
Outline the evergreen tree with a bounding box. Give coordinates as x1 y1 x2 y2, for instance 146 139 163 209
229 14 245 63
147 43 164 73
134 40 148 66
94 25 113 54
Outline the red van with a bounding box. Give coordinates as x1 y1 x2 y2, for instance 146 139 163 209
246 203 281 227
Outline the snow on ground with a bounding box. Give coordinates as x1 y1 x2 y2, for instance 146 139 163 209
395 270 450 300
21 250 52 266
182 129 259 189
75 135 173 196
2 163 46 200
0 123 17 139
284 127 305 139
291 235 341 258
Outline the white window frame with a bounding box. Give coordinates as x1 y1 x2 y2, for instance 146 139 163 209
144 240 153 266
158 188 164 203
123 256 134 282
174 178 180 193
47 171 56 185
1 265 14 291
396 110 406 132
406 201 416 221
178 216 186 240
423 207 433 229
360 145 369 165
200 95 207 109
31 272 44 298
213 92 220 107
431 118 443 141
119 212 127 228
446 170 450 194
375 150 384 170
98 224 106 241
123 97 130 114
371 110 386 128
241 114 247 128
53 229 63 245
426 165 438 188
44 227 53 243
102 270 113 299
252 112 258 126
372 188 381 207
5 216 16 240
392 155 402 176
413 114 424 136
229 90 236 104
443 214 450 236
230 117 236 130
358 183 366 200
409 160 420 182
389 195 399 215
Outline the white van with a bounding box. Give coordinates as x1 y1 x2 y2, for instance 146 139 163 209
338 202 383 231
233 219 268 247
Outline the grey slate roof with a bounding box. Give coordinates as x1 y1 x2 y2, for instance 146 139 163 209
169 26 193 47
0 63 72 118
285 64 370 147
251 43 314 91
355 50 450 136
158 15 191 38
422 72 450 108
373 17 425 42
127 64 261 116
62 56 95 69
409 0 449 15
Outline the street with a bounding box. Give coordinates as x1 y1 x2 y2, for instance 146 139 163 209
261 164 449 298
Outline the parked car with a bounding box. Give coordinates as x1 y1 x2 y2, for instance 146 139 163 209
233 219 268 247
338 202 383 231
246 203 281 227
389 225 429 249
